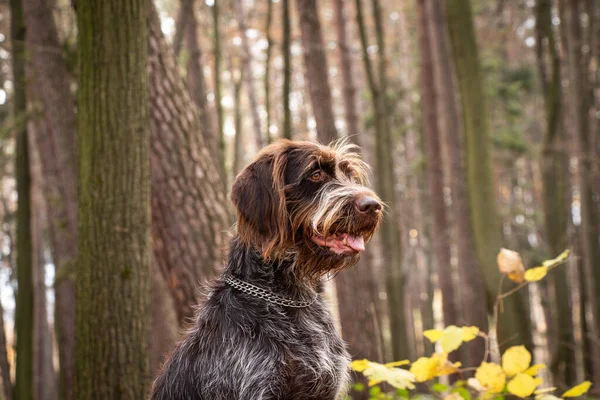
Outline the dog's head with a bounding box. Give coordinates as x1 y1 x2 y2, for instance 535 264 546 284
231 139 383 279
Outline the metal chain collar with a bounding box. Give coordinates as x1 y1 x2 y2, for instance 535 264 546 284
224 276 317 308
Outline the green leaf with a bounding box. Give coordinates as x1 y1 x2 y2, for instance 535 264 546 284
432 383 449 393
354 382 365 392
396 389 409 399
370 386 382 396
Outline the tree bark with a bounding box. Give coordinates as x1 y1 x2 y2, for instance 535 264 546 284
22 0 78 395
355 0 408 361
416 0 458 334
147 3 230 325
296 0 338 144
234 0 264 149
265 0 273 143
11 0 34 396
333 0 359 141
561 0 600 382
0 291 11 400
212 0 225 154
151 261 178 375
282 0 292 139
184 0 220 168
445 0 533 355
535 0 574 387
75 0 151 397
428 0 488 366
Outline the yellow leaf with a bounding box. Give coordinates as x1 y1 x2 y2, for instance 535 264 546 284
534 387 557 395
536 395 561 400
524 266 548 282
351 359 370 372
542 249 570 267
502 346 532 377
410 357 439 382
440 325 464 353
498 248 525 283
507 374 542 398
368 378 382 386
462 326 480 342
385 360 410 368
424 329 443 343
524 364 546 376
562 381 592 397
475 362 507 393
438 359 462 376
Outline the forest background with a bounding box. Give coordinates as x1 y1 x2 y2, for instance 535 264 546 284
0 0 597 399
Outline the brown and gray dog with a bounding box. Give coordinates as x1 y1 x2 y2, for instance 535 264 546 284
150 139 383 400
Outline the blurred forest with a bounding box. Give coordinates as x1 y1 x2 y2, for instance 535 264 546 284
0 0 596 398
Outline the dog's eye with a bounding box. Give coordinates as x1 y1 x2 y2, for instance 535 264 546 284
310 171 323 181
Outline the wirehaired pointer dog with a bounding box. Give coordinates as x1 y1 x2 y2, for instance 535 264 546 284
150 139 383 400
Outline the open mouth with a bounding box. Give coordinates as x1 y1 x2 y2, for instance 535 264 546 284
310 232 365 255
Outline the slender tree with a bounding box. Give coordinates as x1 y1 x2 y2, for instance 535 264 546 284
428 0 488 366
22 0 78 395
416 0 458 334
296 0 338 143
535 0 574 386
281 0 292 139
75 0 151 397
264 0 273 143
234 0 264 149
445 0 533 354
11 0 34 397
356 0 408 361
0 287 11 400
212 0 225 154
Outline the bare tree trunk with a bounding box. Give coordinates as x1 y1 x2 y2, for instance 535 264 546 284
184 0 219 166
231 54 245 177
429 0 488 366
30 124 57 400
265 0 273 143
0 293 11 400
282 0 292 139
12 0 34 397
147 3 231 325
212 0 225 153
75 0 151 396
416 0 458 334
296 0 338 144
234 0 263 149
333 0 359 141
355 0 409 361
561 0 600 383
535 0 574 387
22 0 78 396
446 0 532 354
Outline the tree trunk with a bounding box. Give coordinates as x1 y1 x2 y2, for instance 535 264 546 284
30 126 57 400
11 0 34 397
265 0 273 143
333 0 359 141
296 0 338 144
428 0 488 367
445 0 533 355
75 0 151 397
151 261 178 375
232 54 245 177
184 0 220 169
22 0 78 395
0 291 11 400
234 0 264 149
147 3 230 325
535 0 574 387
282 0 292 139
561 0 600 382
212 0 225 154
355 0 409 361
416 0 458 334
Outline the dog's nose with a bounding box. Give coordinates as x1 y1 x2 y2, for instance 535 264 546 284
355 196 382 214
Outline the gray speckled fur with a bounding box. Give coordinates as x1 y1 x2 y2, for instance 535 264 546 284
150 238 351 400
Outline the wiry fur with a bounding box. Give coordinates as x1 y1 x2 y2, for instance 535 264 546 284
150 139 382 400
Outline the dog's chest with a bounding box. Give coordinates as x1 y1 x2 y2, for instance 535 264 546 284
279 302 350 399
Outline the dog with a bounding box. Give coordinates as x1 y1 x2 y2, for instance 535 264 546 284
150 139 383 400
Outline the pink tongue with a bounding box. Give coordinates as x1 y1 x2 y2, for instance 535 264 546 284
346 235 365 252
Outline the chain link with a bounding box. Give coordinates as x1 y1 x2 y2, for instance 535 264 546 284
224 276 317 308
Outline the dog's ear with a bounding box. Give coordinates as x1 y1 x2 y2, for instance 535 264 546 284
231 151 290 258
